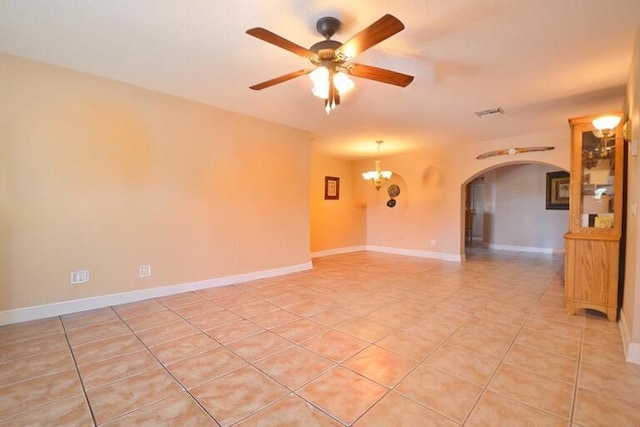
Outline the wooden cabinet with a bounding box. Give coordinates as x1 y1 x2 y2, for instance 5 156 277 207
564 112 624 321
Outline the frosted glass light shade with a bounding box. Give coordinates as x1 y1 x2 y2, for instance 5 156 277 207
309 68 354 99
592 115 621 130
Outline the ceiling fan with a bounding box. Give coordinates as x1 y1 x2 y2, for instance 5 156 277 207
246 14 414 113
476 146 555 160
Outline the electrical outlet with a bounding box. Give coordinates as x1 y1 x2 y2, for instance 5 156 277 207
430 239 437 247
139 265 151 277
71 270 89 285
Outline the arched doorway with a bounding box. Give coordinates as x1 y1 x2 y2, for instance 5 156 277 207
462 161 569 256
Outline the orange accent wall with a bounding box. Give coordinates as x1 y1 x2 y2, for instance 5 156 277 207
0 54 311 311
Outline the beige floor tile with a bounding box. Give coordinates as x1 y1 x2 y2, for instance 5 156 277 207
227 330 294 362
375 330 440 361
71 333 146 365
271 318 329 344
0 370 83 420
87 368 183 425
504 344 577 384
195 284 245 299
65 319 131 347
445 327 511 360
489 364 573 418
113 299 167 320
285 300 329 316
170 300 224 318
61 307 120 330
573 387 640 426
0 333 69 363
78 349 160 390
309 307 356 327
0 317 64 346
167 347 247 389
343 345 417 387
0 393 93 427
298 366 387 425
156 292 205 309
524 316 583 341
395 364 483 423
474 305 530 326
123 309 179 332
581 341 640 376
462 315 521 341
229 299 280 317
0 348 75 385
401 316 459 343
302 330 370 363
212 292 260 308
516 328 580 359
136 319 200 347
206 319 264 344
255 346 335 390
578 362 640 404
353 391 459 427
583 326 624 349
191 365 289 426
247 309 301 329
151 332 221 365
335 317 393 343
466 390 568 427
189 309 243 331
101 392 217 426
424 344 499 386
532 305 586 327
236 394 342 427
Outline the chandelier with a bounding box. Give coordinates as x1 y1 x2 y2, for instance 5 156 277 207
362 140 392 190
309 65 355 114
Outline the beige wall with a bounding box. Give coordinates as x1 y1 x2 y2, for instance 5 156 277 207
0 54 311 312
623 28 640 355
487 163 569 250
310 153 366 253
355 131 570 259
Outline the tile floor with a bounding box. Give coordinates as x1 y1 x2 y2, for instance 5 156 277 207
1 249 640 426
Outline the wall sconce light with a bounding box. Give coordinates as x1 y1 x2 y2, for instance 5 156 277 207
362 140 392 190
592 115 621 138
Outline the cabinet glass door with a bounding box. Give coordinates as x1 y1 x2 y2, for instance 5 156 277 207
579 130 615 228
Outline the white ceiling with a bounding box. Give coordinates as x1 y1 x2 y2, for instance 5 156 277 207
1 0 639 159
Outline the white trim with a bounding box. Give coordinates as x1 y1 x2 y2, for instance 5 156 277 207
366 245 462 263
0 262 313 326
619 309 640 365
310 246 367 259
486 243 563 254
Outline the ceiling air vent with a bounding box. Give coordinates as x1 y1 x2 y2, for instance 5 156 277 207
475 107 504 118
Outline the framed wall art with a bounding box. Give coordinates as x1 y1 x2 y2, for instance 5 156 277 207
546 171 570 210
324 176 340 200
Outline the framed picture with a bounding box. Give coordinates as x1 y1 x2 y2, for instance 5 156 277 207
324 176 340 200
546 171 570 210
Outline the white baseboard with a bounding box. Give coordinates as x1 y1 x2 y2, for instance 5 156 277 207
0 261 313 326
310 246 367 259
486 243 564 254
619 309 640 365
366 245 462 263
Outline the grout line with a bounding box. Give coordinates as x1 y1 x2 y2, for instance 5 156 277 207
60 314 99 427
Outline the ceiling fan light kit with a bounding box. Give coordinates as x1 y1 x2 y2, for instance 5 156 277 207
246 14 414 114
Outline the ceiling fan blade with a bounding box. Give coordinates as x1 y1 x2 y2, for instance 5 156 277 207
347 63 414 87
249 69 311 90
246 28 317 60
335 14 405 60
